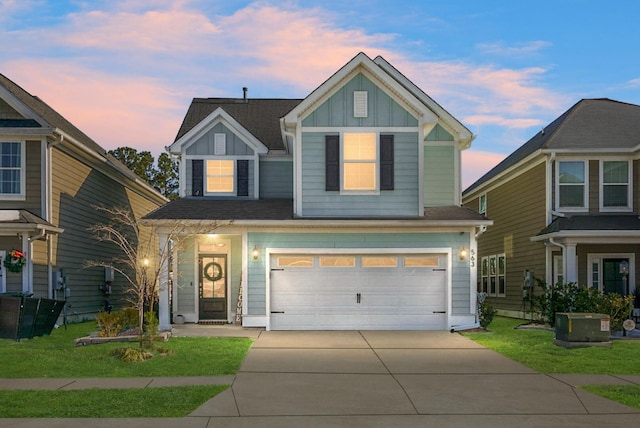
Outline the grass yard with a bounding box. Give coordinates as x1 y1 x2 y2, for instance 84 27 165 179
0 321 253 378
464 316 640 410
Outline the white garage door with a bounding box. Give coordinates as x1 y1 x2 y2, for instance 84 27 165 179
269 252 447 330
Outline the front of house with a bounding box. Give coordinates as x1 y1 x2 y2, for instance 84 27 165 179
144 53 490 331
463 98 640 318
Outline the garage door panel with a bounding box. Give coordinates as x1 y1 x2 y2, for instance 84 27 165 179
270 253 447 330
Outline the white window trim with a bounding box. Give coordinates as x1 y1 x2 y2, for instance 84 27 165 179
599 159 632 212
555 159 588 212
340 131 379 195
497 253 506 297
587 253 635 293
0 141 26 200
205 158 236 196
479 194 486 215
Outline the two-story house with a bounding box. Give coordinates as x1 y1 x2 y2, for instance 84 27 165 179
144 53 491 331
462 98 640 318
0 73 168 321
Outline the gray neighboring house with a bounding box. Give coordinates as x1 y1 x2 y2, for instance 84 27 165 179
144 53 491 331
0 73 167 320
463 98 640 317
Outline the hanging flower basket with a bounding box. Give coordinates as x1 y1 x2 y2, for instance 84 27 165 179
4 249 26 273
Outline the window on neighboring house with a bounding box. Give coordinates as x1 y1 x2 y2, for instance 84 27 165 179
479 194 486 214
0 142 22 197
206 160 234 193
481 254 505 297
601 160 631 210
557 160 587 209
325 133 394 193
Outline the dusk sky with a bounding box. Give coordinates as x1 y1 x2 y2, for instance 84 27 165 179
2 0 639 188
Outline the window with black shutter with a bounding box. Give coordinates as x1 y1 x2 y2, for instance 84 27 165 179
192 159 203 196
237 159 249 196
325 135 340 191
380 135 394 190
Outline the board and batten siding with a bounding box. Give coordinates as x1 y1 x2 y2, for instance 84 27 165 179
423 145 456 207
185 122 255 156
467 163 547 312
300 132 419 217
301 73 418 128
50 148 162 319
246 231 471 317
259 158 293 199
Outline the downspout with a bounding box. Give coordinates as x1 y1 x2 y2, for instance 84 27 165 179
46 134 64 299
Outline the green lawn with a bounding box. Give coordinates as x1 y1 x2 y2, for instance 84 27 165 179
0 321 252 418
0 321 253 377
464 316 640 410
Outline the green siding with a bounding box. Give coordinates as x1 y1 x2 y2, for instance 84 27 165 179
186 123 254 156
259 159 293 199
301 132 419 216
424 145 455 206
302 74 418 127
246 232 471 316
425 124 454 141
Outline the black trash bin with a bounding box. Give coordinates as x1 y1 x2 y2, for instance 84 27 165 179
0 293 64 340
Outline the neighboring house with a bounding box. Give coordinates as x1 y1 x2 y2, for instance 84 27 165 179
0 73 168 320
144 53 491 331
462 98 640 318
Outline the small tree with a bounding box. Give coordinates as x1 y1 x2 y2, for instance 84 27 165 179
86 205 229 349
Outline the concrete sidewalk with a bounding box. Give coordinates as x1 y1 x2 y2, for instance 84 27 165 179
2 329 640 427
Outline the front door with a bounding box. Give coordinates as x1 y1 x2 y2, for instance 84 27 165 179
603 258 629 295
199 254 227 320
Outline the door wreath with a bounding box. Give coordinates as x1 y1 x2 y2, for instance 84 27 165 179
203 261 223 282
4 249 26 273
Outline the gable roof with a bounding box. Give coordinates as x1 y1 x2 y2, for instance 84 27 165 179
0 73 167 204
463 98 640 195
174 98 302 151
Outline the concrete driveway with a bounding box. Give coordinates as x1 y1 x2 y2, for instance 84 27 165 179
188 330 640 427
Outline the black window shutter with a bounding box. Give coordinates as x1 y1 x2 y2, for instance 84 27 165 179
325 135 340 191
191 159 203 196
380 134 394 190
237 160 249 196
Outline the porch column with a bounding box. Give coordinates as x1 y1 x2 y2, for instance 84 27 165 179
158 233 171 331
21 233 30 294
565 243 577 283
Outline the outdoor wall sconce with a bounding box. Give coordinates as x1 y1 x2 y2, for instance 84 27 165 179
252 246 259 260
459 247 468 260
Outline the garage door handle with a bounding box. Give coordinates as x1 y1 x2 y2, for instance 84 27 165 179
271 311 285 314
356 293 361 304
271 268 284 271
433 311 446 314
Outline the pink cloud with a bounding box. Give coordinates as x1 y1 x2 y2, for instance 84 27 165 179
4 59 184 155
461 150 507 189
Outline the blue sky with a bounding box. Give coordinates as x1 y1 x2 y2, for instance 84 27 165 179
2 0 639 187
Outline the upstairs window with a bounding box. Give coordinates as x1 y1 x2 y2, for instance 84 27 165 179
557 160 587 210
343 133 376 191
479 194 486 214
206 160 234 193
0 142 23 197
601 160 631 210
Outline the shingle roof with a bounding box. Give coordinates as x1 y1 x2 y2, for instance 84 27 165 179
463 98 640 194
537 215 640 236
142 199 490 224
175 98 302 151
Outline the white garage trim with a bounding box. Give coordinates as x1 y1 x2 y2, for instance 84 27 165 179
265 247 452 330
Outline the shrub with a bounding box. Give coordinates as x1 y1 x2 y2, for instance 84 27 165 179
95 311 121 337
530 278 633 329
477 292 498 329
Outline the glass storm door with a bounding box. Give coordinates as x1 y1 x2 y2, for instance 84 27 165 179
199 254 227 320
603 258 628 295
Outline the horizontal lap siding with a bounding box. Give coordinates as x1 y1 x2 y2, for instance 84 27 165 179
246 232 470 316
259 159 293 199
0 140 41 214
469 163 547 311
51 148 162 319
424 145 456 206
301 132 419 216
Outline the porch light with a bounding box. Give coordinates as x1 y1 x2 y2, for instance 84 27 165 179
252 246 259 260
620 260 629 275
459 247 468 261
